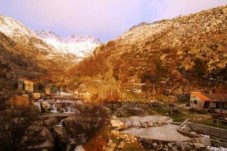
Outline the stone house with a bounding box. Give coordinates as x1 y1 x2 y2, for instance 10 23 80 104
17 79 52 100
190 92 227 111
44 85 51 95
36 84 50 94
17 78 34 92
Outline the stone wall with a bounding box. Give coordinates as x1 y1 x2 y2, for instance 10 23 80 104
212 139 227 148
186 122 227 140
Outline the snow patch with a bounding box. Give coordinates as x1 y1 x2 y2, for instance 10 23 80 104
0 15 37 37
35 31 102 58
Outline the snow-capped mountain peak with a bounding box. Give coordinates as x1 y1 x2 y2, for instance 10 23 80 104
68 34 101 43
0 14 101 61
0 15 37 38
35 31 102 58
35 30 61 39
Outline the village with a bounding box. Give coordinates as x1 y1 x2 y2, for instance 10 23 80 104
1 2 227 151
5 76 227 150
14 77 227 112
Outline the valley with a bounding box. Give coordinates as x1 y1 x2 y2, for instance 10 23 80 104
0 4 227 151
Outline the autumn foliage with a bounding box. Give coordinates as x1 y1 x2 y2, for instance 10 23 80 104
77 53 108 77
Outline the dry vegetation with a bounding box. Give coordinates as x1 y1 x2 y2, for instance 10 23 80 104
72 5 227 99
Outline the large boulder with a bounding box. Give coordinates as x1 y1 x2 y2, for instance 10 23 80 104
57 106 65 113
74 145 86 151
43 118 58 129
99 106 112 117
197 135 211 147
74 101 85 111
60 116 104 146
41 101 51 112
71 108 81 114
52 125 69 151
83 104 94 113
21 125 54 151
90 105 111 117
31 101 42 113
194 143 206 150
63 117 92 135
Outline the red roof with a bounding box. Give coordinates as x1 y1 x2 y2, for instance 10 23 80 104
192 92 227 102
192 92 211 102
205 93 227 102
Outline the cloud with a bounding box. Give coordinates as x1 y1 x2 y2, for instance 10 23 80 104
0 0 226 42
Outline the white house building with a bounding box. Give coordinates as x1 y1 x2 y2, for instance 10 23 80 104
190 92 227 111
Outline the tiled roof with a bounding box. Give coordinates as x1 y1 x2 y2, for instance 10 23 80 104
205 93 227 102
193 92 211 101
192 92 227 102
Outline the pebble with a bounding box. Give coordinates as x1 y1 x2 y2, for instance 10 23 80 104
124 121 132 128
132 121 141 127
194 143 205 149
118 141 125 149
109 143 116 148
148 122 153 127
190 131 197 135
207 146 227 151
153 143 158 147
168 143 173 148
172 146 178 151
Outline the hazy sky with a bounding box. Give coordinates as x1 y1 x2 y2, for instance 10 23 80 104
0 0 227 42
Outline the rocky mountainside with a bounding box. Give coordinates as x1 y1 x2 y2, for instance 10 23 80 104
75 5 227 98
0 15 80 101
35 31 101 60
0 15 45 99
0 33 44 101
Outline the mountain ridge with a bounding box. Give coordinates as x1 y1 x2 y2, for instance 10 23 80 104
0 5 227 102
35 30 102 59
74 4 227 99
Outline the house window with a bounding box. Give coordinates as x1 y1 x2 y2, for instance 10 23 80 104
194 100 197 104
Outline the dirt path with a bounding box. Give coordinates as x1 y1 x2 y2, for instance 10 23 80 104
123 124 191 141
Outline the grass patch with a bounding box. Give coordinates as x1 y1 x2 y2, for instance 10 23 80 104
152 107 169 115
111 137 119 144
152 107 187 122
196 118 227 130
123 143 144 151
169 113 187 122
152 107 227 129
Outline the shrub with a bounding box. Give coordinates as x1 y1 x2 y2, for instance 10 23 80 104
194 58 208 77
